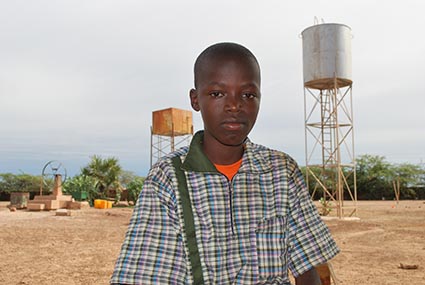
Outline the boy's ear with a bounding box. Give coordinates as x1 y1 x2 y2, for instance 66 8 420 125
189 88 200 112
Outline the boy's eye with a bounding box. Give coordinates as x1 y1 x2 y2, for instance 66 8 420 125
209 91 224 98
242 93 257 99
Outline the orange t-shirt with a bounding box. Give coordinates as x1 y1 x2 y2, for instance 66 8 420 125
214 158 243 181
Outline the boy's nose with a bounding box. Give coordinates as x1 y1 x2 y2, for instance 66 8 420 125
225 94 242 112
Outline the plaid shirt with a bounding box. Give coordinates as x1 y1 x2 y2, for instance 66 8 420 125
111 131 339 284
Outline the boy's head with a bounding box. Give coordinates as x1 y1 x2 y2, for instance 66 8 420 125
190 42 261 152
193 42 261 89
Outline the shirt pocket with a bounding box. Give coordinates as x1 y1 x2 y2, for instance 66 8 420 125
255 215 288 281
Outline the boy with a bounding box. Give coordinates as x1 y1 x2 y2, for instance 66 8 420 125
111 42 339 284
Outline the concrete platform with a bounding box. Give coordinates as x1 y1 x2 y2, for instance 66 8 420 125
68 201 90 210
27 203 45 211
28 194 73 210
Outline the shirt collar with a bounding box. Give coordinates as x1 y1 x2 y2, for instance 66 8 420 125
182 131 272 174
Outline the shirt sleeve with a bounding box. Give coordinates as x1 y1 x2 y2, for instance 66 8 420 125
286 160 340 277
110 165 187 284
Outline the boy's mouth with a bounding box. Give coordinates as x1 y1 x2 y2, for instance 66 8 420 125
222 121 245 131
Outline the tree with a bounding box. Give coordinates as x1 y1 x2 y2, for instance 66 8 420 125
63 175 98 204
355 154 394 199
0 173 44 194
126 177 145 204
81 155 123 200
119 170 140 188
301 155 425 200
392 162 424 199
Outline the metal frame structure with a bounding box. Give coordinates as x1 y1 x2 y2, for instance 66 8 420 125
39 160 67 196
150 108 193 167
304 78 357 218
150 127 192 167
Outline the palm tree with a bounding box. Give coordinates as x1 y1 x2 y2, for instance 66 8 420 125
81 155 122 199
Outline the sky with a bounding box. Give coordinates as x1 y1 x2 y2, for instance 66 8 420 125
1 0 424 177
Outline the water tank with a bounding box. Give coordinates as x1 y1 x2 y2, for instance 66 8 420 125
152 108 193 136
302 23 352 90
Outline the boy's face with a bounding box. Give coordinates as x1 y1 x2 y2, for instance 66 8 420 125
190 55 261 149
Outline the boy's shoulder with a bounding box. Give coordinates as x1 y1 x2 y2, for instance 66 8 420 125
246 141 296 164
245 140 300 171
146 146 190 180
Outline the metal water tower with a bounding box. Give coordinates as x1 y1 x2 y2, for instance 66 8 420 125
151 107 193 166
301 23 357 218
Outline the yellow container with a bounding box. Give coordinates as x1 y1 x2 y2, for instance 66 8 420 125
94 199 113 209
94 199 105 209
94 199 102 209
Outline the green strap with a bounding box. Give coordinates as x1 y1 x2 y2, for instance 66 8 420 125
172 156 205 285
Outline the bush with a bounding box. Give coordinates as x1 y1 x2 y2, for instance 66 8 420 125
126 177 145 204
0 173 47 195
63 175 99 205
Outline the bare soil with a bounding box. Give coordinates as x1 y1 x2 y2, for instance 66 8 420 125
0 200 424 284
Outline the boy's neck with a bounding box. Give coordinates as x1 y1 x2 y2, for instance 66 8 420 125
202 141 244 165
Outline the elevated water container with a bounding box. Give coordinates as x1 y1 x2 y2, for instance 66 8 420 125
302 23 352 90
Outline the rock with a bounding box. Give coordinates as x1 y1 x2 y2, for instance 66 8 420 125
56 209 71 216
399 263 419 270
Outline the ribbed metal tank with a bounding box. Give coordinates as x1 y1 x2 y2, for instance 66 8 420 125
302 23 352 90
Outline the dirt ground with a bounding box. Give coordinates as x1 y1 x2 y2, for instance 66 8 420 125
0 200 424 285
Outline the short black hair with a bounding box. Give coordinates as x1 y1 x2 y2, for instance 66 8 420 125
194 42 260 88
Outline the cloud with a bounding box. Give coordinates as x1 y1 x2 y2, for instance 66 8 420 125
1 0 424 176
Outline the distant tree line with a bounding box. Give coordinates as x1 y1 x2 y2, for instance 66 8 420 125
0 173 45 200
0 155 145 205
301 154 425 200
1 154 424 202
